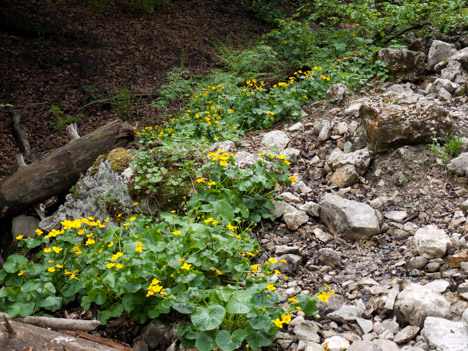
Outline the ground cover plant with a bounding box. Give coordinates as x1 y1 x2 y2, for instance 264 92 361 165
1 0 466 349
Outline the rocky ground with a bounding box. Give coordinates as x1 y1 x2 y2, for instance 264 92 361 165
14 40 468 350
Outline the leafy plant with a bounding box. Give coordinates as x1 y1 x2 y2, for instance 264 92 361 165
152 69 196 109
82 85 99 102
109 85 141 119
428 129 465 166
0 103 13 109
0 148 329 350
49 105 84 134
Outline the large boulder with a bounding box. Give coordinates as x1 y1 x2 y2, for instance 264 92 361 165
394 283 450 327
421 317 468 351
449 47 468 71
359 91 453 151
377 48 425 82
320 195 380 240
426 40 457 71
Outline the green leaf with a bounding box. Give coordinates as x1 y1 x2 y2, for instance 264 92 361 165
3 254 28 273
191 305 226 331
98 303 124 325
21 280 42 293
61 281 84 298
37 296 62 310
215 329 248 351
226 291 252 314
195 331 216 351
249 313 271 330
9 301 35 317
296 294 318 316
173 302 196 314
246 328 274 350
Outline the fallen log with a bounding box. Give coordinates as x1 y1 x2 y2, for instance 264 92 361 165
0 119 135 220
0 313 101 332
0 316 122 350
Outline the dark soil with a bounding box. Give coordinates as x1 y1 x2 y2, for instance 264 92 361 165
0 0 272 181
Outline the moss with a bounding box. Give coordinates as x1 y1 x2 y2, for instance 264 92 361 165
107 148 134 174
89 148 135 176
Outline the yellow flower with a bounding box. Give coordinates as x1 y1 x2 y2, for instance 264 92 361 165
111 252 123 261
18 270 24 276
281 314 292 324
85 239 95 246
288 297 298 303
215 269 223 275
106 263 116 269
135 246 143 253
172 230 181 236
251 264 259 273
16 235 24 240
274 318 283 328
317 291 331 302
130 216 136 221
52 246 63 253
280 259 288 264
35 229 43 236
108 241 114 247
133 202 139 205
177 258 185 262
296 306 302 311
55 264 63 269
207 181 216 186
214 137 219 141
116 263 123 269
170 210 176 213
180 263 192 270
204 218 214 223
266 284 276 291
48 267 56 273
274 270 281 274
104 218 110 223
268 258 278 264
43 248 51 253
196 178 205 183
219 160 228 166
289 175 297 183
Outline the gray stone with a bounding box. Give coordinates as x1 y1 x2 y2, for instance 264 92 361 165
261 130 290 152
304 343 324 351
440 60 466 82
328 305 363 323
345 102 363 116
272 254 302 274
289 122 305 132
329 165 360 188
426 40 457 71
317 120 332 144
394 283 450 327
449 47 468 70
281 147 301 164
349 341 382 351
293 320 320 343
275 245 300 255
271 199 287 218
460 199 468 212
335 122 349 135
463 308 468 325
424 280 449 293
359 91 453 152
318 248 342 267
143 319 178 350
382 319 400 333
414 225 450 259
384 286 400 311
280 192 302 204
449 210 466 229
313 228 334 243
448 152 468 176
327 83 349 104
322 336 350 351
372 339 400 351
299 202 321 217
394 326 420 344
356 318 374 335
208 140 237 153
40 157 136 231
292 181 313 194
284 210 309 230
234 151 258 168
432 78 460 94
320 195 380 240
12 215 40 240
437 87 452 101
327 148 372 176
408 256 428 270
421 317 468 351
384 211 407 222
377 48 425 82
317 294 344 315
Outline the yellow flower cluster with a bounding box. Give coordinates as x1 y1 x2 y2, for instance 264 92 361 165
207 149 233 167
146 278 167 297
135 241 145 253
317 285 335 302
273 314 292 328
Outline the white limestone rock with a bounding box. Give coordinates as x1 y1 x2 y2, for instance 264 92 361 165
284 210 309 230
261 130 290 152
421 317 468 351
394 283 450 327
426 40 457 71
327 148 372 176
414 225 450 259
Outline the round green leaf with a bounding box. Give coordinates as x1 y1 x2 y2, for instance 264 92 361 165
216 329 248 351
191 305 226 331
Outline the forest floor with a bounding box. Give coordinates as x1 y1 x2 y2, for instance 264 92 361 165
0 0 271 180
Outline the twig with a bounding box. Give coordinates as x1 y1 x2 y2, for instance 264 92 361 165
61 330 133 351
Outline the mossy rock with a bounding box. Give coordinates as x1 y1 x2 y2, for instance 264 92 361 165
90 148 135 175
